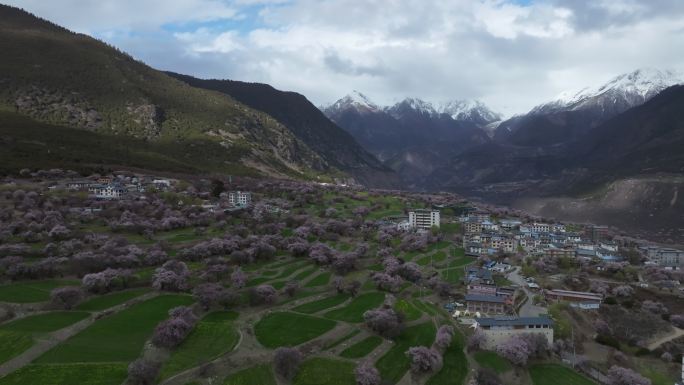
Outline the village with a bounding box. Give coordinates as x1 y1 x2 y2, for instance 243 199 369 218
0 169 683 385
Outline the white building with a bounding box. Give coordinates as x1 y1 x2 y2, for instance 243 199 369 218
396 220 411 231
532 223 551 233
93 184 127 200
475 317 554 350
152 179 172 189
645 247 684 269
228 191 252 207
408 209 440 230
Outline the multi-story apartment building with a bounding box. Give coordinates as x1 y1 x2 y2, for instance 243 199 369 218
228 191 252 207
408 209 440 230
532 223 551 233
645 247 684 269
465 294 507 315
475 317 554 350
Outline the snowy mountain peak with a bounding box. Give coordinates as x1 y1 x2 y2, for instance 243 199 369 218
534 67 683 114
392 97 437 115
438 99 502 125
327 90 379 113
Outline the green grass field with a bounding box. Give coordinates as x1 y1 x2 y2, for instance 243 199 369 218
255 312 336 348
75 289 150 311
293 267 318 281
0 363 127 385
294 357 355 385
35 294 193 363
394 299 422 321
0 331 32 365
323 292 385 323
474 351 512 373
304 272 332 287
292 294 350 314
529 364 596 385
324 329 360 350
339 335 383 358
159 311 240 380
426 333 468 385
0 280 80 303
0 311 91 364
440 268 465 284
1 311 90 333
223 364 276 385
376 322 436 384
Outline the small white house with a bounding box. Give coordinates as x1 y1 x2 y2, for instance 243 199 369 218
228 191 252 207
93 184 127 200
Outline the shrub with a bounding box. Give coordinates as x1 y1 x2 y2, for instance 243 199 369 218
273 347 302 380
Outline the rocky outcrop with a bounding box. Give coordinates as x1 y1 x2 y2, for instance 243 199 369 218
126 101 164 138
14 86 102 129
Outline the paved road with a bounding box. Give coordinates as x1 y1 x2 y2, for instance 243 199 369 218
507 267 548 317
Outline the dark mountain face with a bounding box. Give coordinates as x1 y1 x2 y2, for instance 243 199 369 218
323 96 491 187
576 85 684 176
165 73 400 188
429 85 684 199
0 5 401 185
493 68 683 147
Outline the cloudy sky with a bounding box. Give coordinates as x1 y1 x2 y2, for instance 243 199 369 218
9 0 684 116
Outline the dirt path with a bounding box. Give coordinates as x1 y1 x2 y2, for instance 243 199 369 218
647 326 684 350
0 291 159 377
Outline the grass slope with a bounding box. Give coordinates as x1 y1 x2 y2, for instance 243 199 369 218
0 311 90 364
75 289 150 311
339 336 383 358
473 351 512 374
35 294 193 363
376 322 436 384
0 363 127 385
255 312 336 348
292 294 350 314
529 364 596 385
0 279 79 303
159 311 240 380
294 357 355 385
324 292 385 323
222 364 276 385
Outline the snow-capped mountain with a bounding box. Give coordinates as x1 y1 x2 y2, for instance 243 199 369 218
326 90 380 114
385 97 438 119
532 68 683 115
438 100 502 126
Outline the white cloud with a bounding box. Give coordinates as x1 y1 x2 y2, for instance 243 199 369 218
4 0 239 33
9 0 684 116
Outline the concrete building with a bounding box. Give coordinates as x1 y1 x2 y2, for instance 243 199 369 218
645 247 684 269
465 294 507 315
543 289 602 306
532 223 551 233
475 316 554 350
588 225 609 242
66 180 93 190
93 184 127 200
408 209 440 230
544 245 576 259
464 221 483 234
228 191 252 207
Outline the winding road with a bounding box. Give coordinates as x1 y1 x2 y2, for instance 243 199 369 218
507 267 548 317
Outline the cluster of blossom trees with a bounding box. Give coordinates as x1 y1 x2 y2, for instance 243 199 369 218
82 268 133 293
363 306 404 338
496 333 549 367
151 306 198 349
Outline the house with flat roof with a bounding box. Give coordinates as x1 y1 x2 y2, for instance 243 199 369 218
543 289 602 306
475 316 554 350
408 209 440 230
465 294 508 315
